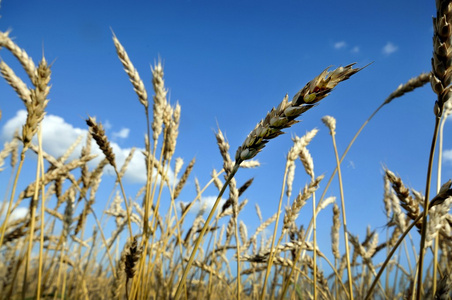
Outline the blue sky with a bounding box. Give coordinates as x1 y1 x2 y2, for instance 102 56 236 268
0 0 447 261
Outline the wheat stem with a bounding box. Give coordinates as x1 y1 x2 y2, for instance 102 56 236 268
416 115 440 299
174 163 239 299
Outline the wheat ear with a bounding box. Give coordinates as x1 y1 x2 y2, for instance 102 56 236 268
417 1 452 298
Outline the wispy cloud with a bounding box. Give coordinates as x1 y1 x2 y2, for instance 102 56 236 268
1 110 173 184
334 41 347 49
179 195 226 215
443 149 452 163
0 205 29 223
113 128 130 139
382 42 398 55
351 46 360 53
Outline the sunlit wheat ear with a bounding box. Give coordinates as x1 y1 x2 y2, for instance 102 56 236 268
384 72 431 105
0 61 31 104
86 116 116 168
429 179 452 208
112 32 148 108
173 157 195 200
151 61 167 143
0 30 36 81
431 1 452 116
0 138 19 172
163 102 181 160
22 57 51 148
173 157 184 178
282 175 324 233
235 63 362 164
331 203 341 260
425 197 452 248
385 169 420 216
286 128 318 197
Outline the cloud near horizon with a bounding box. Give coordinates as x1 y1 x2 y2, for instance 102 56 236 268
1 110 174 184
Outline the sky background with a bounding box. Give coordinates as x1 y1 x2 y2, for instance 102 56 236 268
0 0 447 264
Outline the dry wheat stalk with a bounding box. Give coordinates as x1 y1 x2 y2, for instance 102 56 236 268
86 116 116 168
255 203 263 223
425 197 452 248
316 196 335 214
286 128 318 197
112 32 148 108
0 30 36 81
17 155 96 202
22 57 51 149
151 62 167 143
331 203 341 260
117 147 136 182
62 189 75 239
385 169 421 225
163 102 181 160
235 63 362 164
434 272 452 299
239 220 248 246
123 236 142 280
383 174 393 218
221 178 253 213
0 60 31 104
431 1 452 116
384 73 431 105
215 129 239 216
0 138 19 171
389 193 407 232
282 175 324 232
174 157 184 178
173 157 195 200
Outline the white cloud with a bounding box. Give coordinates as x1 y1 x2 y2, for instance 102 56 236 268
113 128 130 139
383 42 398 55
351 46 360 53
179 195 226 215
334 41 347 49
0 204 29 223
1 110 173 184
443 149 452 163
104 120 112 130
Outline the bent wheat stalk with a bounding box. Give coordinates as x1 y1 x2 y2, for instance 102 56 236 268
174 63 362 299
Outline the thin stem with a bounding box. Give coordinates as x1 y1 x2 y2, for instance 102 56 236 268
416 115 440 299
365 214 422 300
312 190 317 300
0 149 26 249
260 164 289 300
331 131 353 300
174 163 239 299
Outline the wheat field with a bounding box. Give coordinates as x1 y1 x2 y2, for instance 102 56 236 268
0 1 452 300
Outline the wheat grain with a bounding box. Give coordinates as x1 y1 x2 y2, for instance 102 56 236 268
151 62 167 143
431 1 452 116
86 116 116 168
173 157 195 200
282 175 324 232
112 32 148 108
384 73 431 105
0 30 36 81
425 197 452 248
174 157 184 178
235 64 362 164
22 57 51 148
332 203 341 260
0 60 31 104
